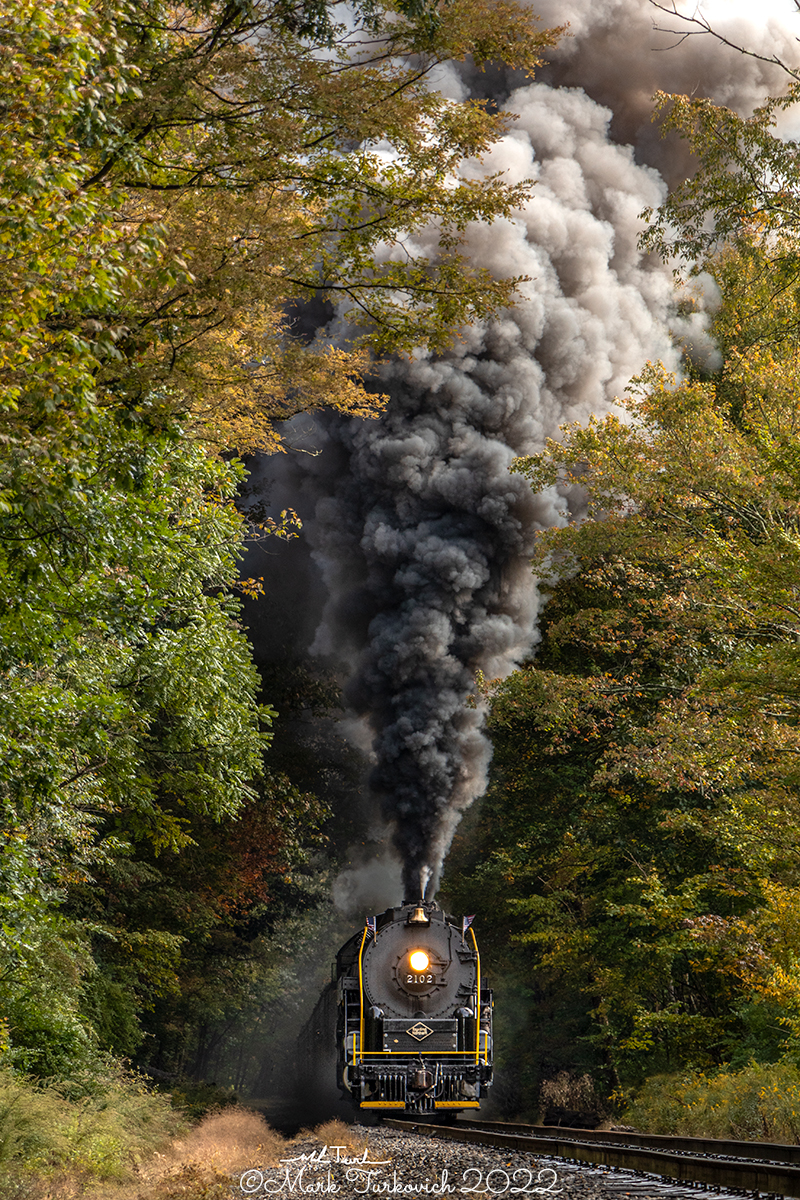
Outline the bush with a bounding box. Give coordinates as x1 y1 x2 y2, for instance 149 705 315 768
131 1107 283 1200
309 1121 368 1158
0 1071 285 1199
0 1065 185 1186
538 1071 606 1127
168 1080 240 1120
164 1107 283 1174
623 1061 800 1143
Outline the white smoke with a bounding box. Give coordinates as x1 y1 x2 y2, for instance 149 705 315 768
302 82 714 898
252 4 800 902
530 0 800 178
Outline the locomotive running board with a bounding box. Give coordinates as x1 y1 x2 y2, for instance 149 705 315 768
359 1100 481 1110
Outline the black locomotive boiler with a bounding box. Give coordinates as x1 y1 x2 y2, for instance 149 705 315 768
323 899 493 1116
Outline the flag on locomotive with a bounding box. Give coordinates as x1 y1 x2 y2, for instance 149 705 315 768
334 899 493 1115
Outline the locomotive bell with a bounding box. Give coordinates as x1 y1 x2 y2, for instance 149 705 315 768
408 906 429 925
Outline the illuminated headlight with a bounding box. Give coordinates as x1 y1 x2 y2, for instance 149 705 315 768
409 950 430 972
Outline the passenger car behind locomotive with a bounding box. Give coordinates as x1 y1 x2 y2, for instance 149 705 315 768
314 899 493 1116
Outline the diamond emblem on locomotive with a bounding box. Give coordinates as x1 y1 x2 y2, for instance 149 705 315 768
300 899 493 1118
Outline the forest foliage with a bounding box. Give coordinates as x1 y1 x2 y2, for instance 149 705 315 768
443 77 800 1124
0 0 558 1156
6 0 800 1159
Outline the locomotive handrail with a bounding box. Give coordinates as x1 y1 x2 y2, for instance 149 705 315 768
358 1050 490 1058
357 925 369 1065
468 926 480 1064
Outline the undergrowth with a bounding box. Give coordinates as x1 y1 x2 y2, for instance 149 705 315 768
301 1120 368 1158
0 1065 184 1186
0 1067 282 1198
623 1061 800 1143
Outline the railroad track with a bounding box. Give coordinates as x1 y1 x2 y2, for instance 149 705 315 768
383 1116 800 1198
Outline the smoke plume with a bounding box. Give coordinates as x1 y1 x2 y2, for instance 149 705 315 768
249 4 800 902
461 1 799 182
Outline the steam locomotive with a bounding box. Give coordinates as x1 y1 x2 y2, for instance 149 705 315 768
304 899 493 1117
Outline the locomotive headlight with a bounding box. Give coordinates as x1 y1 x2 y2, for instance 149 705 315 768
409 950 430 972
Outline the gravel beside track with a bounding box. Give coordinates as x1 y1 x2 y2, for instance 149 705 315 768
231 1124 755 1200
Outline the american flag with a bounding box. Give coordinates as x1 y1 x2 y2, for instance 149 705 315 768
366 915 377 934
462 915 475 936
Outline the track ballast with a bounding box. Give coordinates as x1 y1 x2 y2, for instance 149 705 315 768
382 1117 800 1198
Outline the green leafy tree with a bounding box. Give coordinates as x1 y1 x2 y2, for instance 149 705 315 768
0 428 271 1072
444 225 800 1110
0 0 562 1083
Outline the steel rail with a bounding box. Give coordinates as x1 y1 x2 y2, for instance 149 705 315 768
456 1119 800 1165
383 1117 800 1197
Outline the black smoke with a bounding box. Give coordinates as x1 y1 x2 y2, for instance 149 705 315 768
245 2 800 907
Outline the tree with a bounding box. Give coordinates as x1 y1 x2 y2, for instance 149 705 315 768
0 0 562 1080
444 550 768 1101
442 224 800 1110
0 428 271 1070
0 0 562 461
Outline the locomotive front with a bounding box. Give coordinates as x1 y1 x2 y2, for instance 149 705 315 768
334 900 493 1115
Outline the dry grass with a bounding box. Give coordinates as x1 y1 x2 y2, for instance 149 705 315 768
0 1102 374 1200
122 1107 284 1198
305 1120 368 1158
126 1113 366 1199
163 1107 284 1174
0 1107 286 1200
0 1170 92 1200
132 1162 233 1199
